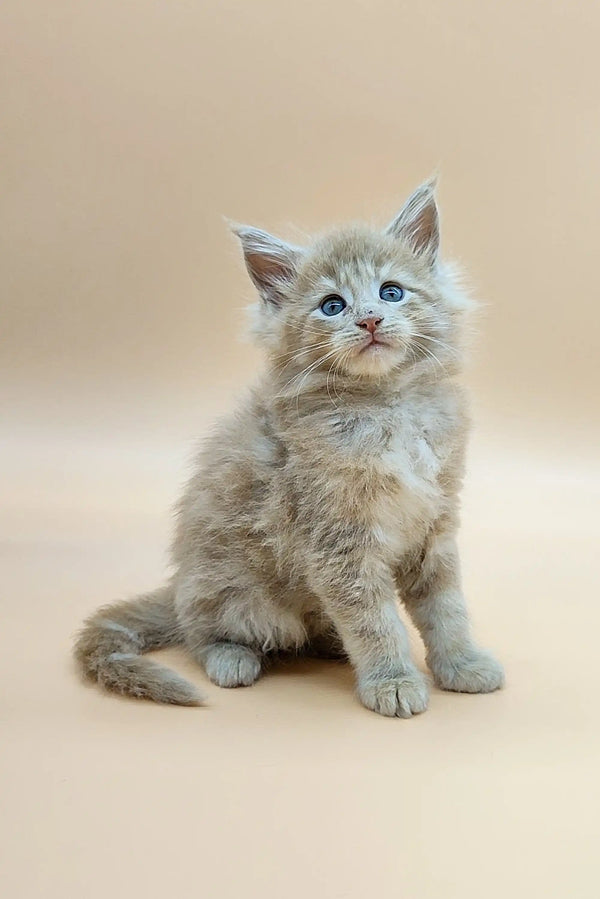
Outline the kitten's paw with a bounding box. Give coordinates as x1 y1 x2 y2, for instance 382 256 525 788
430 649 504 694
357 671 429 718
203 643 262 688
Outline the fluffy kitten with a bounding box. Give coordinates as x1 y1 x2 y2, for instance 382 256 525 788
74 179 504 717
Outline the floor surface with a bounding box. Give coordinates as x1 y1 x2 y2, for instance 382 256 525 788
2 424 599 898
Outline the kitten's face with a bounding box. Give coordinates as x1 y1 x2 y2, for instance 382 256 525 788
284 229 453 379
235 181 469 385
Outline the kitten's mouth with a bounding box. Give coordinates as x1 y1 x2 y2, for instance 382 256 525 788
359 336 391 352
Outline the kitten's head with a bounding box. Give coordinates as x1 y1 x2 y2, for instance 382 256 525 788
233 180 471 386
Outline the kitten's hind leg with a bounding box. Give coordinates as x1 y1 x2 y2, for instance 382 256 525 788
175 570 300 688
197 642 262 688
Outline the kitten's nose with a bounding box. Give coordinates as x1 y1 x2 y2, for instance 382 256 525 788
357 315 383 334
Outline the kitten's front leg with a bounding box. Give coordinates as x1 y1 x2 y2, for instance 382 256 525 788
397 532 504 693
307 548 429 718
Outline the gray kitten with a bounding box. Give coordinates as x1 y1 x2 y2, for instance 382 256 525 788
75 180 504 717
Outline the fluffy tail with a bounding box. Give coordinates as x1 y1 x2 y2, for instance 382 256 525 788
74 585 203 706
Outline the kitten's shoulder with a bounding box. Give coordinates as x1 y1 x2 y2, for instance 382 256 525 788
192 384 285 473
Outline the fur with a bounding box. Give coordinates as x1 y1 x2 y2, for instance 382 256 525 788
74 179 504 716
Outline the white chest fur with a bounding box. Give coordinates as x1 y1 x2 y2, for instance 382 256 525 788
326 399 453 558
374 428 444 555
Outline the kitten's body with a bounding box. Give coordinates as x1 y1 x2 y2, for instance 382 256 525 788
75 183 503 716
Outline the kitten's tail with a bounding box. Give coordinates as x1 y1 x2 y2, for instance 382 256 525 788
73 585 203 706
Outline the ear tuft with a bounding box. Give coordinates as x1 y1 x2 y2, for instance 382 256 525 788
230 222 302 306
386 178 440 263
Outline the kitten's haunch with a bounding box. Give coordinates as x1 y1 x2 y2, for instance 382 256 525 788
74 179 504 717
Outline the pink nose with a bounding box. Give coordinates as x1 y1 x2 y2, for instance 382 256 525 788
357 316 382 334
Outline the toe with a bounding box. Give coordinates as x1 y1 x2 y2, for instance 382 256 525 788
358 672 429 718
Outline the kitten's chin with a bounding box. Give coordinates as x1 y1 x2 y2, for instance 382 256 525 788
344 343 406 378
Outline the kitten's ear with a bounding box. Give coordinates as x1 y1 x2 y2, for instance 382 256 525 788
386 178 440 264
231 223 303 306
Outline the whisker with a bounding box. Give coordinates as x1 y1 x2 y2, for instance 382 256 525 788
411 332 460 357
276 348 339 399
414 342 446 372
291 349 341 415
331 349 351 404
276 340 332 359
325 347 349 409
326 359 336 409
272 340 333 375
283 320 328 338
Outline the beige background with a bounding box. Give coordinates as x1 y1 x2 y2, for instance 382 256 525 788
2 2 599 897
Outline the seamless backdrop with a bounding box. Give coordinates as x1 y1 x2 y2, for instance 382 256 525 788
2 2 599 898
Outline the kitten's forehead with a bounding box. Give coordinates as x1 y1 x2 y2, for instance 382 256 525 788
299 226 413 293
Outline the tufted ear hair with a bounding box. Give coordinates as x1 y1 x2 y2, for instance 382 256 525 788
386 177 440 264
231 223 303 306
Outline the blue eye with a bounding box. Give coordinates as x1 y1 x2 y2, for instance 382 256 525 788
379 282 405 303
320 295 346 316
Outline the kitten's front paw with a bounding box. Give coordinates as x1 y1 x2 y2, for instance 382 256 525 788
357 672 429 718
430 649 504 694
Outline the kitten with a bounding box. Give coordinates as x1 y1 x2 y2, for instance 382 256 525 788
74 179 504 717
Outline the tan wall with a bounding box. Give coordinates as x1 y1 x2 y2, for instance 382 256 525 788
4 1 599 452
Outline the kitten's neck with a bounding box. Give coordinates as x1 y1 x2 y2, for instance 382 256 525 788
266 356 461 418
